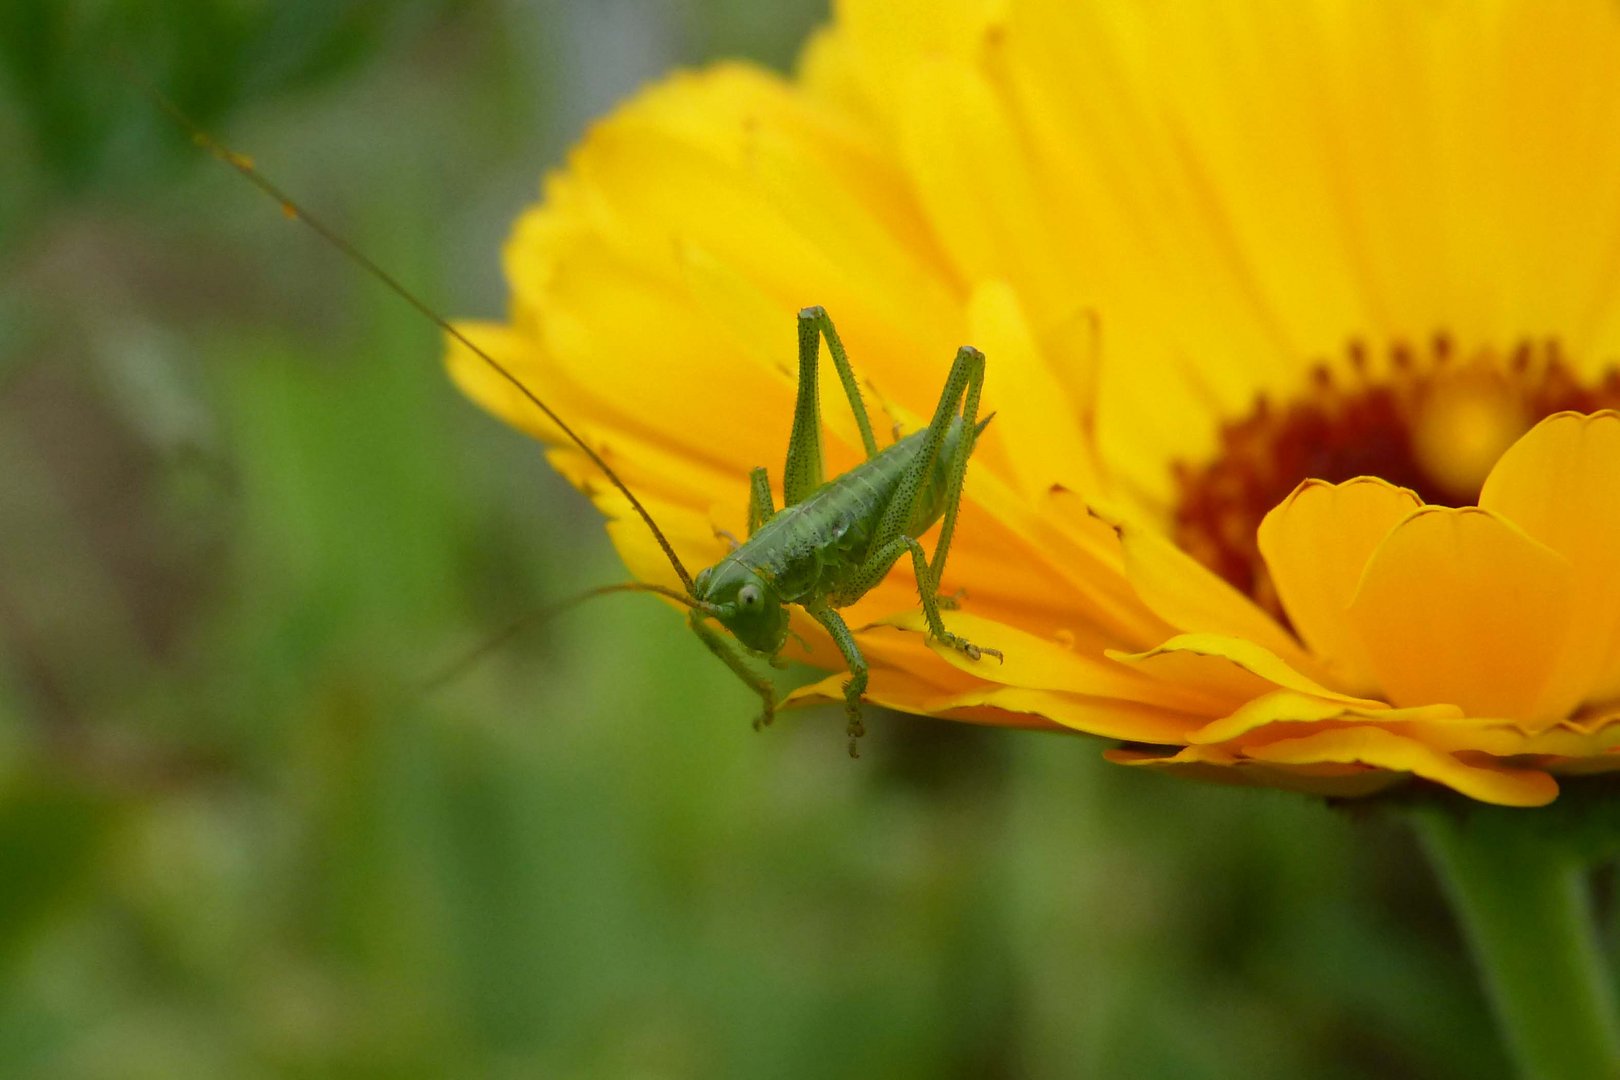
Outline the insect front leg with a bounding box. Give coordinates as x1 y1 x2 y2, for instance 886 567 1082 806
688 609 778 730
805 603 869 758
747 466 775 536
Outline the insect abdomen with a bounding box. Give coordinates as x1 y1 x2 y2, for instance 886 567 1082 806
739 417 979 600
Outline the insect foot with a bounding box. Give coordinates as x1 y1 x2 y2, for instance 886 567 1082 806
940 631 1004 665
846 712 866 760
752 696 777 732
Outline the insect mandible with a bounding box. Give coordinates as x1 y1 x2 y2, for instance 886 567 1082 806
139 75 1004 758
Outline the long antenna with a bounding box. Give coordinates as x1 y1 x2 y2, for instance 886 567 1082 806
120 59 699 596
419 581 704 696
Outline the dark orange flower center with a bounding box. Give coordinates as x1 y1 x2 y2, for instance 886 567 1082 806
1172 336 1620 618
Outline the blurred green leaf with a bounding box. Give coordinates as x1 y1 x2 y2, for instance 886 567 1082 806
0 777 121 975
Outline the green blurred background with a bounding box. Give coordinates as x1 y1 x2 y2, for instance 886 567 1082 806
1 2 1511 1076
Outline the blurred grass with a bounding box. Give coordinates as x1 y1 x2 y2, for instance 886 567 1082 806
0 2 1512 1076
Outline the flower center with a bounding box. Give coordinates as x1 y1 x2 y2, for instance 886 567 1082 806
1171 336 1620 618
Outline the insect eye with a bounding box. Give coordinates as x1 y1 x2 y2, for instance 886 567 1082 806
738 584 761 608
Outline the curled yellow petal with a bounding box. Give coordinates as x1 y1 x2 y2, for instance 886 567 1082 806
1246 728 1558 808
1480 410 1620 703
1190 691 1463 747
1348 507 1576 725
1256 477 1421 693
1110 633 1366 708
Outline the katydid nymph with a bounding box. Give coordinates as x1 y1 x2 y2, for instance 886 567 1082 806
687 305 1001 756
144 79 1003 757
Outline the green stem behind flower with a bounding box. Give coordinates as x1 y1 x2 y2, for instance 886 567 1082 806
1418 809 1620 1080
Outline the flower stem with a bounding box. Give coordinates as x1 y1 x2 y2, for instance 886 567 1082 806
1417 809 1620 1080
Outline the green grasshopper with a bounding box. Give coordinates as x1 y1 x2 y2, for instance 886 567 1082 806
148 80 1001 757
687 306 1001 756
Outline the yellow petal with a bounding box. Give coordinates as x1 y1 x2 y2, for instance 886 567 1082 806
1190 690 1463 747
895 54 1072 312
1008 486 1171 648
1246 727 1558 807
851 482 1155 656
1109 633 1367 708
445 321 567 446
1545 751 1620 777
1479 411 1620 703
1400 716 1620 760
786 670 1200 743
1348 506 1576 725
601 498 729 595
873 610 1230 716
964 282 1102 498
835 0 1005 131
1466 2 1620 359
559 66 957 350
1256 477 1421 693
1099 509 1314 671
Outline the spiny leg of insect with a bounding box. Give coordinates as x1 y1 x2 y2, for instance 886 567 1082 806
806 604 869 758
869 346 981 553
782 306 882 506
855 535 1001 661
865 344 1000 660
688 608 779 730
923 346 984 598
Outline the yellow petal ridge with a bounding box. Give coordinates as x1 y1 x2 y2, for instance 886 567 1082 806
1109 633 1370 709
1247 728 1558 808
1190 690 1463 747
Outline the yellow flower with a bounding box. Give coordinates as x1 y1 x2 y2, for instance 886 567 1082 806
449 0 1620 807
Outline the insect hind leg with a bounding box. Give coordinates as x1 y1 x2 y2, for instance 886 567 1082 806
847 535 1002 663
799 307 880 460
858 344 999 660
870 345 983 564
923 346 985 594
783 308 882 507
